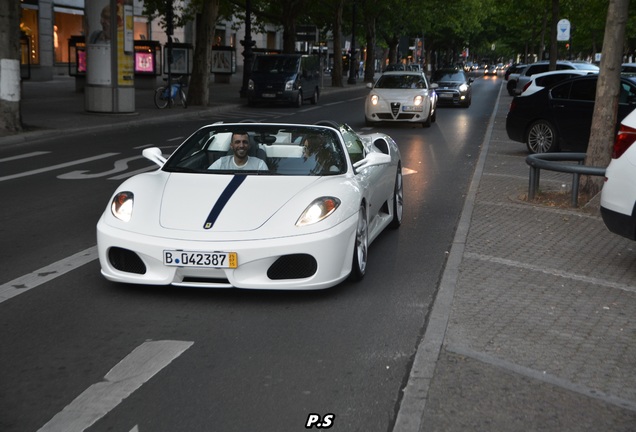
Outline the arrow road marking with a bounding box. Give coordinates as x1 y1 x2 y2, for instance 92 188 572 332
37 340 194 432
57 155 145 179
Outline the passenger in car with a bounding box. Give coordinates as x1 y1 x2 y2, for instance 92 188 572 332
302 134 341 174
209 132 268 170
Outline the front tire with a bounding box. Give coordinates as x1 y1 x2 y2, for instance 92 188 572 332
390 165 403 229
294 92 303 108
422 106 432 128
526 119 558 153
348 204 368 281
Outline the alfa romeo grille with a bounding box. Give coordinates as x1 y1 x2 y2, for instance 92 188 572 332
390 102 401 117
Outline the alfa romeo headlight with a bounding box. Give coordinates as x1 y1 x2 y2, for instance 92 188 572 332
414 95 423 106
296 197 341 226
371 94 379 105
111 192 134 222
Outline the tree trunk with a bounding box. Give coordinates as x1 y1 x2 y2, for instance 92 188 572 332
581 0 630 198
549 0 558 70
188 0 219 106
331 0 343 87
363 16 375 83
0 0 22 132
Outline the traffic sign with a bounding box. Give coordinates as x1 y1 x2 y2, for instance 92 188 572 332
557 19 571 41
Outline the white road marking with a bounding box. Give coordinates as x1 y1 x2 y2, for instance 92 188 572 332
0 151 50 163
0 153 119 182
109 165 157 180
37 340 194 432
0 246 98 304
57 156 145 180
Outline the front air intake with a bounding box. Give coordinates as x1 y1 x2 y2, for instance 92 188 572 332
108 247 146 274
267 254 317 280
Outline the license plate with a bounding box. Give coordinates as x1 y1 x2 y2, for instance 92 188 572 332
439 93 453 98
402 106 423 112
262 93 276 98
164 250 238 268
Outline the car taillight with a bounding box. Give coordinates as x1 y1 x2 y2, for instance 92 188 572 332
509 100 517 111
521 81 532 93
613 123 636 158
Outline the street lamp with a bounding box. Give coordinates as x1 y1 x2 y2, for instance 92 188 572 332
347 1 356 84
239 0 255 97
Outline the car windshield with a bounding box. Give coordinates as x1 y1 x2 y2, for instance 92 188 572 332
433 71 465 81
375 74 426 89
163 124 348 176
252 56 299 74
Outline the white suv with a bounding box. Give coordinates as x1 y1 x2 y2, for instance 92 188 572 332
600 108 636 240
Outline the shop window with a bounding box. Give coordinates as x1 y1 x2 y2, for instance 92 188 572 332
134 17 149 40
54 8 84 63
20 7 39 65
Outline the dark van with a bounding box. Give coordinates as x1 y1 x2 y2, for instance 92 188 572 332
247 54 321 107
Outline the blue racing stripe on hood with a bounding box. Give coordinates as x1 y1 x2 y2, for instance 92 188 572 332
203 175 247 229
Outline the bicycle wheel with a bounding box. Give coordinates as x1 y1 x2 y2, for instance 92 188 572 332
179 88 187 108
154 86 169 109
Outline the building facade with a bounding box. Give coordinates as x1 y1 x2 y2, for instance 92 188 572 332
20 0 285 82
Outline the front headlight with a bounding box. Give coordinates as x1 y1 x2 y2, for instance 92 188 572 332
414 95 423 106
248 79 254 90
459 83 468 92
370 94 379 105
296 197 341 227
111 192 134 222
285 79 294 91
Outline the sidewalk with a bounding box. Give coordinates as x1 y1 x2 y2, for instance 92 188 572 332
399 87 636 431
0 72 363 145
5 75 636 430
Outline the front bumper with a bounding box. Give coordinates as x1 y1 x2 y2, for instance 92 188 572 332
365 101 428 123
96 214 358 290
247 89 299 104
436 90 468 105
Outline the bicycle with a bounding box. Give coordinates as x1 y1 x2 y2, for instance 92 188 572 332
154 75 188 109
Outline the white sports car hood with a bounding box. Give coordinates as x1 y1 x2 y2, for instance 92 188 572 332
159 173 319 232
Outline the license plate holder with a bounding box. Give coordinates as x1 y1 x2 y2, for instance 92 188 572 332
402 105 423 112
164 250 238 268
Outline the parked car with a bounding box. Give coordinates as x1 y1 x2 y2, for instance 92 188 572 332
365 71 438 127
97 121 403 289
247 54 320 107
505 63 526 81
510 60 599 96
622 63 636 74
518 69 597 97
431 68 473 107
601 108 636 241
506 74 636 153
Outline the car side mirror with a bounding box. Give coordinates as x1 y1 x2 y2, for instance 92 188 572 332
366 82 373 89
142 147 167 167
353 152 391 170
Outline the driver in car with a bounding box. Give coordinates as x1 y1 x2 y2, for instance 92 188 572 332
209 132 268 170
